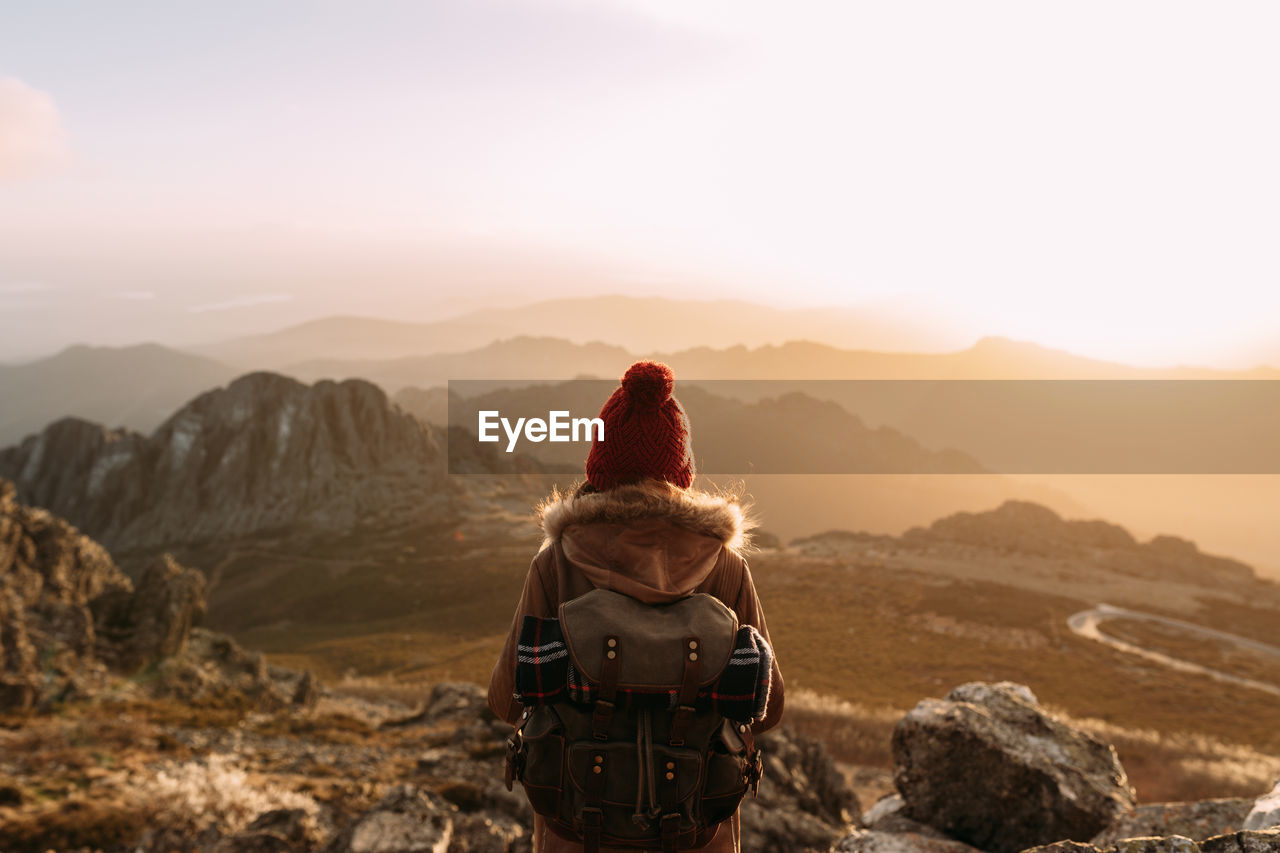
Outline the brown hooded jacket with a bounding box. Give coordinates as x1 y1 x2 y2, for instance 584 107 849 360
487 480 785 853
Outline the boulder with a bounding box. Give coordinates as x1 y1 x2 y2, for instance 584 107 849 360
1094 801 1256 846
892 682 1135 853
834 829 982 852
112 554 207 669
741 727 860 851
328 785 453 853
292 669 319 708
1244 780 1280 831
210 808 324 853
1200 829 1280 853
1021 843 1103 853
863 795 956 839
1107 838 1200 853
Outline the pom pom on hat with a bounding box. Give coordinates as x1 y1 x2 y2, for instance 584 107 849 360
621 360 674 407
585 360 695 491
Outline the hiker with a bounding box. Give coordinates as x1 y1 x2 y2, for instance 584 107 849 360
487 360 785 853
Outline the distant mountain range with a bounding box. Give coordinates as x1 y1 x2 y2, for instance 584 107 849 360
0 343 239 449
187 295 970 369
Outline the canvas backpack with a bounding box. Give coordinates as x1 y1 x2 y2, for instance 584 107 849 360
504 588 767 852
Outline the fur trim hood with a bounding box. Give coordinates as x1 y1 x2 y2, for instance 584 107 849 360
536 479 755 552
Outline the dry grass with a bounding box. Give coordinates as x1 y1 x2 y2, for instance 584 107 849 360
0 797 151 853
250 710 375 744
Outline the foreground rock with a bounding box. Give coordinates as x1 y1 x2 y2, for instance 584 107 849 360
862 795 955 839
1092 801 1256 846
1200 829 1280 852
326 786 453 853
740 727 861 851
1244 780 1280 831
1022 829 1280 853
0 479 302 712
892 682 1136 853
834 829 982 852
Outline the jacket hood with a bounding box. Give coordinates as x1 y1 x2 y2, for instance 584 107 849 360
535 479 754 603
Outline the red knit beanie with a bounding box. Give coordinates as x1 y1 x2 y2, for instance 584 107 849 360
584 361 695 491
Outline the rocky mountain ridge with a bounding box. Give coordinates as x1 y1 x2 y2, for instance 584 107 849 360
0 373 460 554
794 500 1262 589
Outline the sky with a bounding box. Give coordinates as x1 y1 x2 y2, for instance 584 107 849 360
1 0 1278 366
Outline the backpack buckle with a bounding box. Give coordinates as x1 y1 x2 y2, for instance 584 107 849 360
668 704 696 747
591 699 616 740
504 731 524 791
745 748 764 797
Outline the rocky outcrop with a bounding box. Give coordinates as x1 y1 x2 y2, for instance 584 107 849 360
0 373 457 553
325 786 454 853
862 795 960 839
1243 779 1280 831
834 829 982 852
1092 801 1257 846
1021 829 1280 853
95 553 208 670
0 479 277 712
1199 829 1280 852
739 727 861 852
902 502 1257 585
892 682 1135 853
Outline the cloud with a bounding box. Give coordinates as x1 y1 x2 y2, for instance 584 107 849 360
187 292 293 313
0 77 70 182
112 290 156 300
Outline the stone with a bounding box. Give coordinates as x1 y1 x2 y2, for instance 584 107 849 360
863 794 955 839
892 681 1136 853
834 828 983 852
1244 780 1280 831
1200 829 1280 853
292 670 319 708
1021 843 1103 853
739 727 860 851
114 554 207 669
1094 801 1256 845
1107 837 1201 853
335 786 453 853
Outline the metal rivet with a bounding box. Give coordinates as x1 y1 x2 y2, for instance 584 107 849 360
606 650 616 659
594 755 604 764
739 724 748 733
666 761 675 770
593 765 602 774
688 640 698 649
689 652 698 661
665 771 675 780
607 638 617 648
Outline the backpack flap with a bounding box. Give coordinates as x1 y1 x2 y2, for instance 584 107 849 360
559 589 739 691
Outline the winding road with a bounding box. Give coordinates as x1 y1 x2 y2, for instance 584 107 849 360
1067 603 1280 698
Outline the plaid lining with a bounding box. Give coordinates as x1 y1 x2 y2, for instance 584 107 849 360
514 615 773 722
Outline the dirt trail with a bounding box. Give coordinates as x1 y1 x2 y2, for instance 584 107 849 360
1067 603 1280 698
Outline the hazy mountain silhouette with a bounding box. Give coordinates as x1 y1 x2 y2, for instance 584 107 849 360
189 295 968 369
0 344 239 447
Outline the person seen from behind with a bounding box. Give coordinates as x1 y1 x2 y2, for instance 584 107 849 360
488 360 785 852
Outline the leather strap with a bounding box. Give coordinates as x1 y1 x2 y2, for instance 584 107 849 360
739 722 763 796
583 748 607 853
668 635 701 746
592 634 621 740
659 761 681 853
